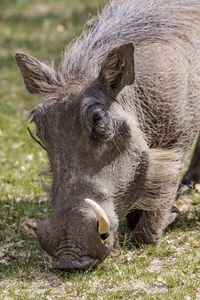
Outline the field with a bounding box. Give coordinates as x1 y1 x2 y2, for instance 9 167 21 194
0 0 200 299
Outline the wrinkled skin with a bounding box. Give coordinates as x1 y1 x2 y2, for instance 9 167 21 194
37 209 114 269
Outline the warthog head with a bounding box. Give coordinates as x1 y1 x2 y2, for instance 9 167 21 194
16 43 146 270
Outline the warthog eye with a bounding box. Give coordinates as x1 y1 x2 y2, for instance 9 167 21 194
87 103 106 124
85 103 114 140
93 108 106 122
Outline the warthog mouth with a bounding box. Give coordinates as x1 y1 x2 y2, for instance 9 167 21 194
52 256 100 270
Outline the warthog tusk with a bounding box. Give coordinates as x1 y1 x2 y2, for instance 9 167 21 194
85 198 110 235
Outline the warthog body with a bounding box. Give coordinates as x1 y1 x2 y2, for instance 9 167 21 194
16 0 200 270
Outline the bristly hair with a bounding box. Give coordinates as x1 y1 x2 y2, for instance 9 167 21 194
26 109 52 197
62 0 200 81
29 109 35 122
27 126 46 151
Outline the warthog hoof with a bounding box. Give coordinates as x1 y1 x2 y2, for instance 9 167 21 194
176 183 190 199
164 205 180 229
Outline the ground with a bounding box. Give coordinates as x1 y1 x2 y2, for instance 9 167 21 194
0 0 200 299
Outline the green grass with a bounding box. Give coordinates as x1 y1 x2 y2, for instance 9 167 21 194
0 0 200 299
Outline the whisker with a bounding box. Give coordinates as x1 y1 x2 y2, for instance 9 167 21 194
27 126 47 151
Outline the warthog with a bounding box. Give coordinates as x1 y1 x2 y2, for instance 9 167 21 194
16 0 200 270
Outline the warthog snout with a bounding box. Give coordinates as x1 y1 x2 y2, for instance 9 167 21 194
21 199 117 270
52 256 99 270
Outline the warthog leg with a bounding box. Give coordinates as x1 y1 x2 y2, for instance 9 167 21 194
129 206 180 246
128 149 184 245
127 205 180 232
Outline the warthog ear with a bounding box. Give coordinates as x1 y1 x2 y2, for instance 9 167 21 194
15 53 62 95
99 43 135 96
21 217 38 238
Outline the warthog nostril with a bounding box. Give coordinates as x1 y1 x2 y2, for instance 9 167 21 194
52 256 100 270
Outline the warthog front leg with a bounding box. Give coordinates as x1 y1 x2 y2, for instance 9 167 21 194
129 149 184 245
129 206 180 245
127 205 180 232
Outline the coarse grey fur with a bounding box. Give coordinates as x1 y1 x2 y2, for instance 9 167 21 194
16 0 200 270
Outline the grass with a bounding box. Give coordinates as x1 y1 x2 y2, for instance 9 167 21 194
0 0 200 299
